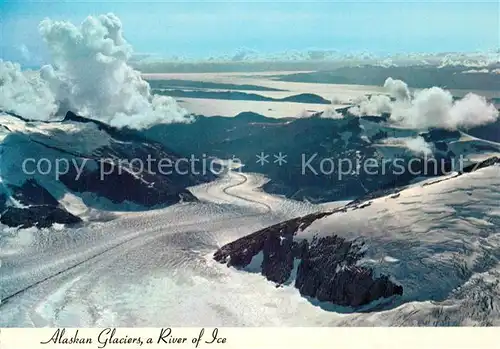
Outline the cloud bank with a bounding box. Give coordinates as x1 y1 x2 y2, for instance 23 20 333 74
0 13 191 129
348 95 392 117
383 77 411 101
0 60 58 119
321 107 344 119
347 76 498 130
382 136 434 157
391 87 499 130
403 137 434 156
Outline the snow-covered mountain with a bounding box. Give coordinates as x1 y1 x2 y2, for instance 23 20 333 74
214 158 500 324
1 10 499 328
2 108 499 229
2 106 500 325
0 111 216 228
142 110 500 203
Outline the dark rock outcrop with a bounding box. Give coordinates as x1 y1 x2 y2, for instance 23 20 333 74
214 209 403 308
7 179 60 206
461 156 500 173
275 65 500 91
147 79 285 92
0 206 82 229
1 111 218 211
466 119 500 143
214 156 500 308
144 109 494 204
154 90 331 105
58 145 201 208
0 179 81 228
293 236 402 307
420 128 461 143
57 111 216 207
214 212 331 273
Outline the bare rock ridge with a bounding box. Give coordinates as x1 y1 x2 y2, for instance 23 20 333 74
59 112 215 207
0 111 218 228
214 209 403 307
144 108 497 204
214 212 331 281
0 179 82 228
213 156 500 308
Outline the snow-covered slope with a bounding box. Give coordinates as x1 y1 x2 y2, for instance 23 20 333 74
214 159 500 325
146 111 500 204
0 170 320 327
0 111 216 228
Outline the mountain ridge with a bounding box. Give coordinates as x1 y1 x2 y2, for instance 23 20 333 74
213 156 500 309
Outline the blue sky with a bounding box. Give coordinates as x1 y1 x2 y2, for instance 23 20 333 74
1 0 499 66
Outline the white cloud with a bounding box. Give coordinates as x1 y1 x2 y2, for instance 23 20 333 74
1 14 191 129
321 107 343 119
449 93 499 128
39 13 192 129
0 60 58 120
391 87 499 130
383 77 411 101
348 94 392 116
403 137 434 156
329 95 353 104
382 136 434 156
346 76 498 130
461 68 489 74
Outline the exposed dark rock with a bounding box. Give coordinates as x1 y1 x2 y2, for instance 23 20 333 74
275 65 500 91
281 93 331 104
59 156 199 208
294 236 402 306
144 109 491 204
57 112 216 207
466 119 500 143
214 211 331 269
8 179 59 206
420 128 461 143
461 156 500 173
1 111 217 210
0 194 7 211
214 209 402 308
233 111 288 123
0 206 82 229
213 155 500 308
0 179 82 228
262 233 295 284
146 79 285 92
154 90 331 105
434 141 448 152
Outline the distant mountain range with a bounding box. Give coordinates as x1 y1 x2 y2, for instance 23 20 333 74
0 111 215 228
2 108 499 315
142 110 500 203
1 108 498 228
154 89 332 105
276 65 500 91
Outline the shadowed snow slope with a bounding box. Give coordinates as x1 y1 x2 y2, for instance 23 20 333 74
0 111 216 228
0 170 320 327
144 112 500 204
214 160 500 324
